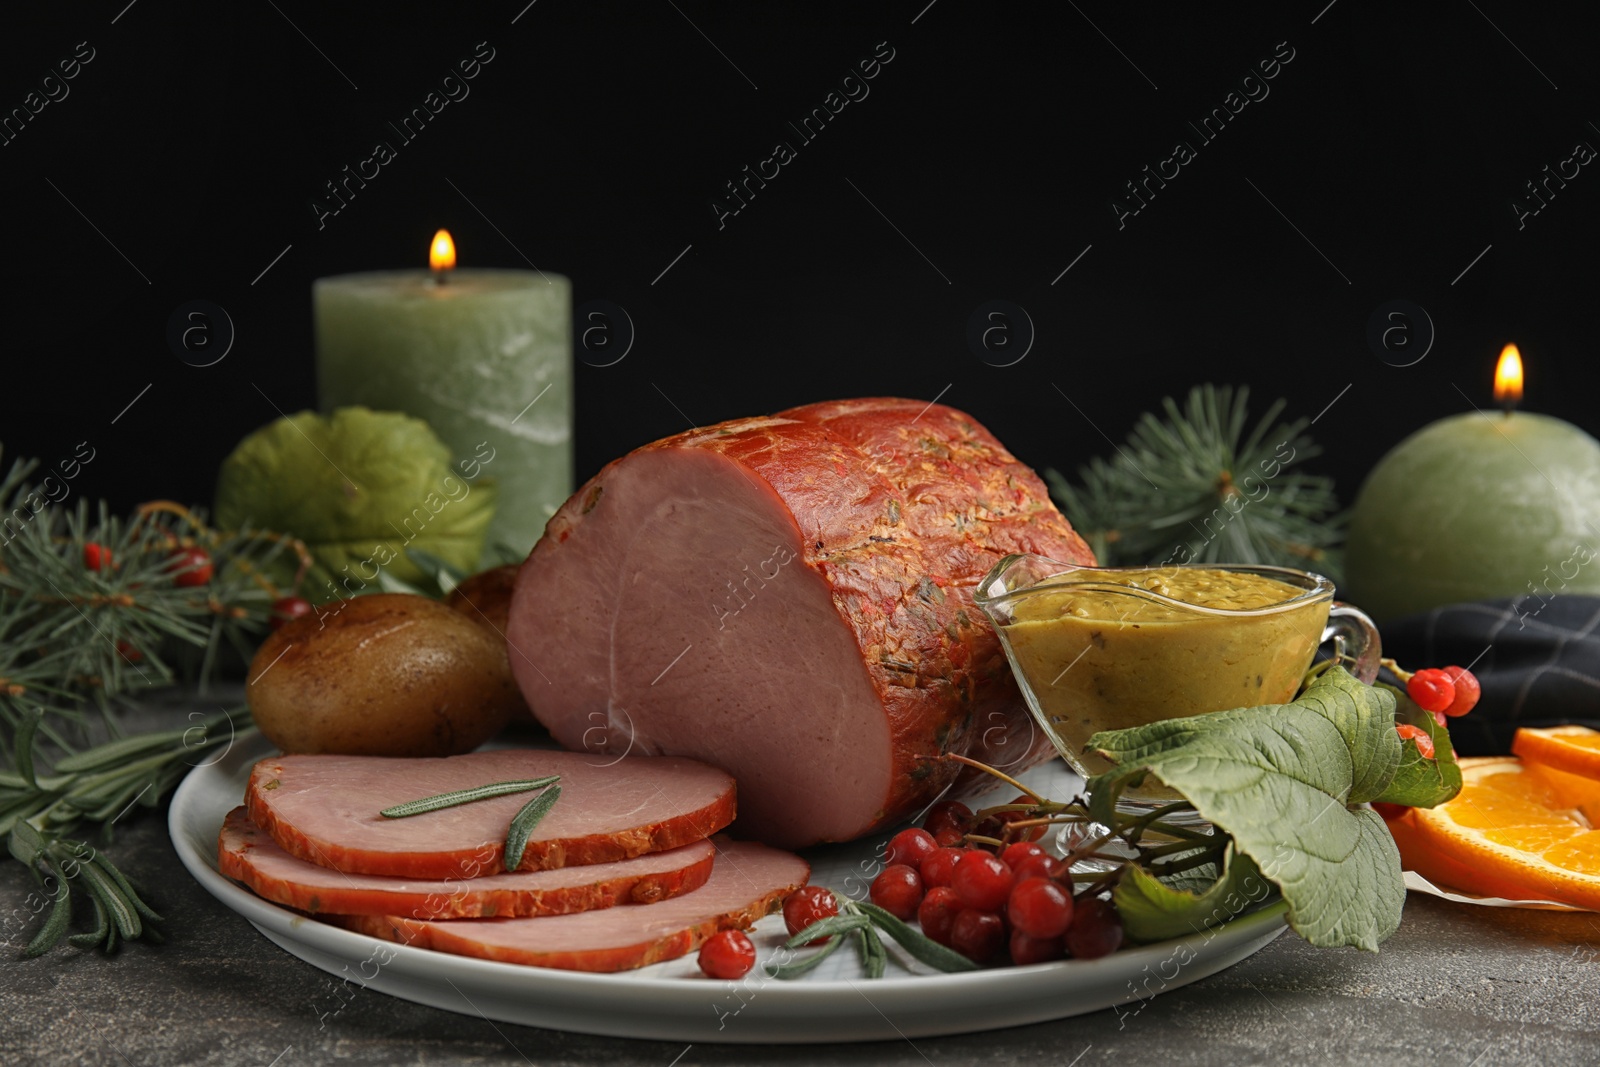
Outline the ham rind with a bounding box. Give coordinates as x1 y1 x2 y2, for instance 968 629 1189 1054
340 839 808 972
508 399 1094 848
245 750 735 879
217 807 716 918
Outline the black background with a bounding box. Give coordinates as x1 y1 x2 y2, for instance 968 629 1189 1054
3 1 1597 524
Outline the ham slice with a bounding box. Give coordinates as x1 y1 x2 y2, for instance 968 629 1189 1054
507 398 1094 848
217 807 716 918
340 839 808 971
245 750 735 879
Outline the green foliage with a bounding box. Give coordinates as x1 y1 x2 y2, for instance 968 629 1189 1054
0 445 285 956
1087 668 1408 951
1046 384 1345 582
1113 851 1273 945
213 408 497 601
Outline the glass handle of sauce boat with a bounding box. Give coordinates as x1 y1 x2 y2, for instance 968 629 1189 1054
1322 602 1382 684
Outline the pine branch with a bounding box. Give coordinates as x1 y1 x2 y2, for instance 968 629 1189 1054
0 445 302 957
1046 385 1346 581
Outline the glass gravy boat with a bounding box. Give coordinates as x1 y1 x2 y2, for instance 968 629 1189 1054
975 554 1380 812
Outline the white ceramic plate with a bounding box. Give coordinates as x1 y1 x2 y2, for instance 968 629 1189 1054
169 733 1289 1043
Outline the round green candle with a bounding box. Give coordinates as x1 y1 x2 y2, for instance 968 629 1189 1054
1345 411 1600 621
315 265 571 555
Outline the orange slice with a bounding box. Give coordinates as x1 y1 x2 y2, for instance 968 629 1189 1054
1512 724 1600 780
1385 756 1600 908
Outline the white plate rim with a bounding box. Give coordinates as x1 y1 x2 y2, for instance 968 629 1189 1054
169 732 1290 1042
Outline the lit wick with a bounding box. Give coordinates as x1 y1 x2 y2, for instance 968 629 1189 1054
430 228 456 286
1494 343 1523 419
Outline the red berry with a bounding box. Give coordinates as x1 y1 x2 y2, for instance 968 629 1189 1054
168 547 214 587
922 801 973 838
698 929 756 979
1000 841 1046 870
114 639 143 663
917 886 963 946
1442 666 1481 717
870 864 924 921
1065 897 1123 960
920 846 965 888
782 886 839 946
1396 723 1436 759
1009 928 1067 966
885 827 938 869
270 596 313 630
83 543 112 572
933 826 967 848
951 851 1014 913
949 910 1007 965
1012 852 1065 883
1406 669 1456 714
1008 877 1075 939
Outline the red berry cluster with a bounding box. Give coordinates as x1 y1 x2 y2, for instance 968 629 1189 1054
857 809 1121 967
1405 666 1480 723
1395 664 1481 759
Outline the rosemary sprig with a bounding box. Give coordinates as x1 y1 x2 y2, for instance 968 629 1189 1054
777 901 977 978
502 784 562 871
1 709 241 956
379 776 560 819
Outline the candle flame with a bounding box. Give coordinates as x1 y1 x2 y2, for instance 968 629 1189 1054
1494 344 1523 407
430 229 456 272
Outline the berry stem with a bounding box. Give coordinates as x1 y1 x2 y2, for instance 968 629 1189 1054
1379 657 1414 683
929 753 1048 803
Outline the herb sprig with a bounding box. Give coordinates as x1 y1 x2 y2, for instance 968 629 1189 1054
379 776 560 819
2 705 246 956
378 775 564 873
775 899 978 980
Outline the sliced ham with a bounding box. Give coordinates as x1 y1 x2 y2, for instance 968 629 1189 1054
217 807 716 918
245 750 735 879
340 839 808 971
507 398 1093 848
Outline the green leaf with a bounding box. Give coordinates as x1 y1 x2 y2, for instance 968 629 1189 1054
14 708 42 790
1371 684 1464 808
1087 667 1406 951
214 408 498 602
80 858 140 939
380 775 560 819
23 874 71 958
855 901 979 972
852 926 886 979
502 784 562 872
1289 666 1402 804
8 819 45 866
1114 851 1275 944
771 933 847 980
68 893 110 950
781 913 871 948
52 729 186 773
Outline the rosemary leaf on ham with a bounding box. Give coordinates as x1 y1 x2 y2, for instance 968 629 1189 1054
379 775 560 819
502 783 563 871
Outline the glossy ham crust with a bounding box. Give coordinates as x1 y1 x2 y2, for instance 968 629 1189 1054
217 807 716 918
245 750 736 879
339 839 809 972
509 399 1094 847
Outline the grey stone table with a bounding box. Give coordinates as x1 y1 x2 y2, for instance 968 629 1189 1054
3 701 1598 1067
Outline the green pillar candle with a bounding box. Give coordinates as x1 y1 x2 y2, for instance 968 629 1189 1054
315 246 571 556
1345 411 1600 622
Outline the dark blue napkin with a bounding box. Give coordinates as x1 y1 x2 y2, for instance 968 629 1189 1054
1376 596 1600 757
